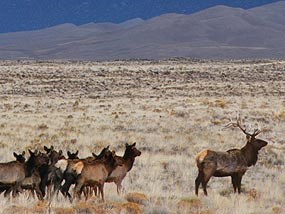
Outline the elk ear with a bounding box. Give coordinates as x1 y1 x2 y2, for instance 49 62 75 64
59 150 63 155
13 152 18 158
75 150 79 155
50 145 54 150
67 151 71 156
132 142 136 146
92 152 98 158
125 143 129 147
44 146 48 152
22 151 25 156
28 149 34 156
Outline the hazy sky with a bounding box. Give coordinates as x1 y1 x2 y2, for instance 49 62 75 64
0 0 281 33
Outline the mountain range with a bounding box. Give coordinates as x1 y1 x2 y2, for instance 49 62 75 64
1 1 285 60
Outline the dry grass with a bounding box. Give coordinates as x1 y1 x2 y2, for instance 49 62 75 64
0 59 284 213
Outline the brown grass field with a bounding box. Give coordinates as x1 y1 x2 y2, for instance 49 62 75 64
0 59 284 213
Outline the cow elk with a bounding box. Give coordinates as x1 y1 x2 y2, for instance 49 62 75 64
106 143 141 194
73 150 121 201
195 115 268 196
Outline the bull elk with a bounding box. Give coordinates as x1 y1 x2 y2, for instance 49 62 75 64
195 115 268 196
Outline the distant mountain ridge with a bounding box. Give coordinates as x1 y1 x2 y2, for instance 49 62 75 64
1 1 285 60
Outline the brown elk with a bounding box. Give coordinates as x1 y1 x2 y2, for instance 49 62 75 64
13 152 26 163
67 150 79 160
106 143 141 194
55 146 111 200
195 116 268 196
40 146 64 198
21 150 49 200
0 150 48 198
0 152 26 195
85 143 141 199
73 150 121 201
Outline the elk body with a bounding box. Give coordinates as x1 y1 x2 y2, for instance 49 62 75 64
195 117 268 196
106 143 141 194
0 150 48 197
0 143 141 201
73 150 121 201
0 152 26 196
55 146 111 200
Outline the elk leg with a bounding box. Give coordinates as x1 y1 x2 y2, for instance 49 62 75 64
12 182 22 198
60 175 75 199
4 188 12 198
98 184 104 201
39 175 48 198
78 185 85 200
56 176 64 199
83 186 88 200
237 174 243 194
195 170 203 196
116 181 123 195
46 184 52 199
93 186 98 196
29 189 35 199
231 174 238 193
35 185 44 200
49 182 60 201
89 186 93 198
74 178 83 200
65 172 77 198
201 164 216 196
89 186 94 199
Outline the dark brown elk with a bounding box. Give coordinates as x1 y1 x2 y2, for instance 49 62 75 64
67 150 79 160
105 143 141 194
40 146 64 198
13 151 26 163
195 116 268 196
54 146 111 200
21 151 49 200
73 150 121 201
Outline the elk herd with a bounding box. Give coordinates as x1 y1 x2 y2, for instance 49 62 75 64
0 115 268 202
0 143 141 202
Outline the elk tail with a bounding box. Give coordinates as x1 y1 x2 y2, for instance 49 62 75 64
196 150 209 169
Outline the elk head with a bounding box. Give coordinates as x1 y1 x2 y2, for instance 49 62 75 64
124 143 142 158
13 151 26 163
44 145 54 154
225 114 268 151
67 150 79 159
225 114 268 166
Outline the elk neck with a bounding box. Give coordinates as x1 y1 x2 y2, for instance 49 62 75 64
25 155 37 177
240 141 258 167
122 151 136 172
104 156 117 175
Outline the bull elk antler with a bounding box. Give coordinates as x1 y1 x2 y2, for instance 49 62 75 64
224 113 262 138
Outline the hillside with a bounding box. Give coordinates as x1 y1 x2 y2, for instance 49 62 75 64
1 2 285 60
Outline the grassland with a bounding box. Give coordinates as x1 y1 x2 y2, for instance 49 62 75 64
0 59 284 213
